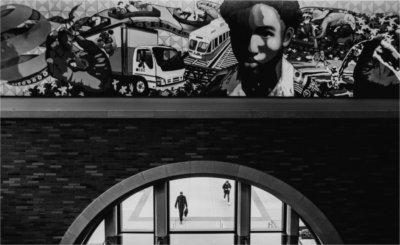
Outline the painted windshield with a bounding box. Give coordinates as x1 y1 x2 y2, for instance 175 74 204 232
153 47 184 71
197 42 209 53
189 39 198 51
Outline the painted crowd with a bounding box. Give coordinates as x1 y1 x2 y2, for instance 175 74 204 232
1 0 399 97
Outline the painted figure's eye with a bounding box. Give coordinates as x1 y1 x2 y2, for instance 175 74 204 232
254 27 274 38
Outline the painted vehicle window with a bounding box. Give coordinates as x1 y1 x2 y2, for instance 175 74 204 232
164 49 178 60
207 45 212 53
153 47 184 71
189 40 198 50
136 49 153 69
197 42 209 53
136 50 144 62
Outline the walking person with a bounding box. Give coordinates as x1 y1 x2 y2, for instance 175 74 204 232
175 191 188 224
222 180 232 204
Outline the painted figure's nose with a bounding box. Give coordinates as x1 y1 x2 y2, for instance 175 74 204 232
249 34 264 53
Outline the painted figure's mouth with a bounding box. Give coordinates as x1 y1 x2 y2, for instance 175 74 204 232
244 53 267 69
244 61 259 68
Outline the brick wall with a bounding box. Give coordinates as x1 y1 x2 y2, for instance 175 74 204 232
1 119 399 244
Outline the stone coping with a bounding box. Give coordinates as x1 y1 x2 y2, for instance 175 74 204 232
1 98 398 118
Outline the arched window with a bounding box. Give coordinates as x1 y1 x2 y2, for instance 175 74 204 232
63 162 341 245
84 177 320 245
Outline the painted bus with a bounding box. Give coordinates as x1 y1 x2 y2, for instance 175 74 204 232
188 18 230 61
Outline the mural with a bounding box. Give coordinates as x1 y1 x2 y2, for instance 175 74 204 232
1 0 399 97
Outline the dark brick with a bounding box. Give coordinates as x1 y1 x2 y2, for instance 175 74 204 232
1 118 399 244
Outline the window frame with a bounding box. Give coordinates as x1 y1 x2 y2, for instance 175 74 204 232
117 186 155 241
62 162 345 245
106 178 290 244
168 177 237 234
250 185 285 233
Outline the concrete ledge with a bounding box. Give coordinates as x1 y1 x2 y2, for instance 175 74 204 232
213 161 241 178
2 98 398 118
79 197 108 225
120 174 146 192
142 165 168 183
59 231 75 245
190 161 214 175
237 165 264 184
62 215 89 245
61 161 344 245
98 183 125 207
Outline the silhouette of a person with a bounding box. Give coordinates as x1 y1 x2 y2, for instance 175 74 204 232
175 191 188 224
222 181 232 204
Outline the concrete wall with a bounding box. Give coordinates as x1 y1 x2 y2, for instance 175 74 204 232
1 118 398 244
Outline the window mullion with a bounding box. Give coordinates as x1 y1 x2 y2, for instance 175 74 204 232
104 205 120 244
282 205 299 245
235 181 251 245
154 181 169 244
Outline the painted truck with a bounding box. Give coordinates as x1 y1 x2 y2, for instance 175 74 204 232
86 23 186 95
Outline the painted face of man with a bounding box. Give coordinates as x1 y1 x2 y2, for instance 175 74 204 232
245 4 292 70
221 1 299 95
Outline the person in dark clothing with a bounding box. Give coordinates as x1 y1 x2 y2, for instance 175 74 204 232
222 180 232 204
175 192 188 224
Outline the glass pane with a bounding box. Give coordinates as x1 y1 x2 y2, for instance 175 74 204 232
145 50 153 69
136 50 144 62
251 186 283 231
86 220 104 245
189 40 198 50
170 177 235 231
299 218 318 245
121 234 153 245
170 234 234 245
197 42 209 53
251 233 282 245
121 187 153 232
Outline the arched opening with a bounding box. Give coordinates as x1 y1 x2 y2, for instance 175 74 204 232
61 161 342 244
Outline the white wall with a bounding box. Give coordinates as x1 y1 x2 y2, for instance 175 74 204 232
3 0 398 19
299 0 399 14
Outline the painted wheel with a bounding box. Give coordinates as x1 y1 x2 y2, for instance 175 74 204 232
302 89 312 98
133 78 149 96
